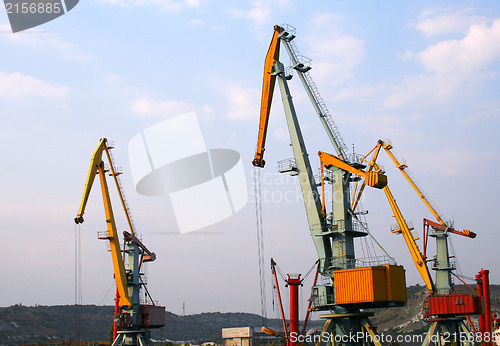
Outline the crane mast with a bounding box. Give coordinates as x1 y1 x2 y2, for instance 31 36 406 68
254 25 365 279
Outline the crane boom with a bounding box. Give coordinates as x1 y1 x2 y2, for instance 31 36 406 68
383 186 435 293
253 25 282 168
75 138 106 224
75 138 131 307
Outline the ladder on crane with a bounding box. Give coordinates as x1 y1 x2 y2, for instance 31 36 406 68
279 24 349 161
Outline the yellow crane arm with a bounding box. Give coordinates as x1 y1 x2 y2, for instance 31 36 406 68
379 139 474 237
253 25 282 168
383 185 435 293
379 140 446 225
318 151 388 189
75 138 106 224
74 138 132 307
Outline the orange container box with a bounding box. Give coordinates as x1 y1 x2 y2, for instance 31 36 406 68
333 264 407 306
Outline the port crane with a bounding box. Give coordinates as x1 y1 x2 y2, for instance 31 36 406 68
318 140 490 345
253 25 407 346
75 138 165 346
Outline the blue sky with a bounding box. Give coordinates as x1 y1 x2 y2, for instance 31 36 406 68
0 0 499 320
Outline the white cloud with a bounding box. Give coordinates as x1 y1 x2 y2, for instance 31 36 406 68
223 84 260 120
383 73 459 108
385 16 500 108
417 18 500 75
415 9 488 37
230 1 271 29
306 14 365 86
0 71 69 99
188 19 204 26
130 98 195 117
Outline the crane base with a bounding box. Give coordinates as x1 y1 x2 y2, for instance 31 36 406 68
112 330 152 346
315 312 382 346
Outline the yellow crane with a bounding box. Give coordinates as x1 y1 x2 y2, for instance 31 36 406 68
75 138 164 345
319 140 485 346
318 150 435 293
75 138 132 305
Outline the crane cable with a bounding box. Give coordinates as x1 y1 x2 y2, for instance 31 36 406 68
74 223 82 341
254 167 268 326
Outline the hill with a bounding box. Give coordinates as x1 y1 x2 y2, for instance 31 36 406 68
0 285 498 345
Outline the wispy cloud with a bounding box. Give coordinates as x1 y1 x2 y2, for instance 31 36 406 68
0 71 70 99
0 22 88 60
414 9 488 37
410 146 500 176
230 1 271 29
130 98 195 117
130 97 214 120
229 0 290 36
188 19 204 26
95 0 201 11
305 14 365 86
222 83 260 120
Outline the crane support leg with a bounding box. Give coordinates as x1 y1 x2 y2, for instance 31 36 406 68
422 320 473 346
316 313 382 346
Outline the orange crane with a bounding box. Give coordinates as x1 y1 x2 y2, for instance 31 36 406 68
253 25 406 346
75 138 165 345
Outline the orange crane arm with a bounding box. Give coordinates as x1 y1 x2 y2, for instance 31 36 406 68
424 218 476 239
75 138 132 307
253 25 282 168
318 151 388 189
